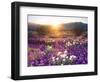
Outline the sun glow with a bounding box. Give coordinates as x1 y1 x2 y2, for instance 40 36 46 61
51 23 62 29
49 24 62 37
33 17 62 30
52 22 61 26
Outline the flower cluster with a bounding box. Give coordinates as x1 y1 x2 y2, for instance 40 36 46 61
28 34 87 66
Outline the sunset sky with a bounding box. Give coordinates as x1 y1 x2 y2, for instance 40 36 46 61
28 15 88 25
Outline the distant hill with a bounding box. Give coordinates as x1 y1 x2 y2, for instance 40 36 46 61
62 22 87 31
28 23 41 30
62 22 87 36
